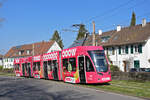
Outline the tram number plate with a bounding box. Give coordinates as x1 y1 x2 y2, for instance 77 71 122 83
65 77 75 83
102 77 110 81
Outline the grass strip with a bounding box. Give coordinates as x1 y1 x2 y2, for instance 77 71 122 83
79 80 150 99
0 72 15 76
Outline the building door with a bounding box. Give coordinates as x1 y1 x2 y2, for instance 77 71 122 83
123 61 127 72
78 56 86 83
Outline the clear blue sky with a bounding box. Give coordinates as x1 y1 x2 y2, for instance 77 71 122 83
0 0 150 54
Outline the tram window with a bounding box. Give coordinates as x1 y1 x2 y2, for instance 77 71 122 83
53 60 58 69
63 59 68 71
25 63 28 71
33 63 36 71
15 64 17 70
18 64 20 70
43 61 47 68
15 64 20 70
37 62 40 71
48 61 52 71
69 58 76 71
28 63 30 68
85 56 94 72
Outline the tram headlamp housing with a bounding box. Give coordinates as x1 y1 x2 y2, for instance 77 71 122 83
98 73 103 76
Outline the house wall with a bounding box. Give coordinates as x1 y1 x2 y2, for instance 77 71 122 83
105 42 149 72
144 38 150 68
0 58 3 66
3 58 14 69
47 41 62 53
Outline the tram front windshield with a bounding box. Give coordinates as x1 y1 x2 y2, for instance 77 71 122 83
88 50 108 72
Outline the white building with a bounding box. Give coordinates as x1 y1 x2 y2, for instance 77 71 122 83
3 40 61 69
84 19 150 72
0 54 3 66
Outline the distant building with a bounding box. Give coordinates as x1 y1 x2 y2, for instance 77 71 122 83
83 19 150 72
3 40 61 69
0 54 3 66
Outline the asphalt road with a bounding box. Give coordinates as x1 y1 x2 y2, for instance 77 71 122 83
0 76 145 100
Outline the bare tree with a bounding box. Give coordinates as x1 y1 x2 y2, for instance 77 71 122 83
0 0 6 26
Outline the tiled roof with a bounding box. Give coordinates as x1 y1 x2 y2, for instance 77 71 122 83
84 30 115 46
84 22 150 47
4 40 55 58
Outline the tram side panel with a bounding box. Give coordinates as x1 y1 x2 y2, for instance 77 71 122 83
42 51 62 81
14 58 22 77
61 47 80 83
32 55 43 79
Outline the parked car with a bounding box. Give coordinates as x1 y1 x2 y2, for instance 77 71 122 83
129 68 138 72
129 68 150 72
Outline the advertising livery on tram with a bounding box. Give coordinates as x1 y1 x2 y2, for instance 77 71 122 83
14 46 111 84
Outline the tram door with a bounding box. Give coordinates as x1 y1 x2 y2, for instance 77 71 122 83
53 60 58 80
27 63 31 78
22 64 25 76
78 56 86 83
43 62 48 79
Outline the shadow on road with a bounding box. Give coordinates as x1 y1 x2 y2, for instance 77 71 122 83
0 77 93 100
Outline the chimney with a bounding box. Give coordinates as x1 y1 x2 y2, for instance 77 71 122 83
117 25 121 32
98 30 102 35
92 21 96 46
142 18 146 27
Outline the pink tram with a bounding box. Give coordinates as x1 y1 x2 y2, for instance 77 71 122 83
14 46 111 84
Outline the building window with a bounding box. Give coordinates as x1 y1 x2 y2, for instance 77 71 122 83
101 36 110 43
134 60 140 68
106 48 108 55
135 45 138 53
26 50 30 55
125 46 128 54
138 44 142 53
118 46 121 54
108 48 112 55
19 50 24 55
122 46 125 54
131 45 133 54
11 58 13 62
112 47 115 55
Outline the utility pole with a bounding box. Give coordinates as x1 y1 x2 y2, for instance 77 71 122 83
92 21 96 46
32 43 34 56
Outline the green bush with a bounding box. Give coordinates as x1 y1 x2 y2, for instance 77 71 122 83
2 68 14 73
0 67 14 73
110 64 120 72
0 66 3 71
